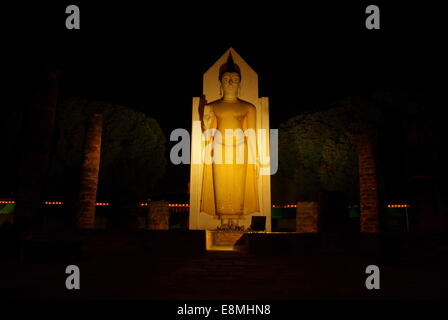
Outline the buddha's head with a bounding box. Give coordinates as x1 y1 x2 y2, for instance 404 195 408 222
219 53 241 99
220 72 240 97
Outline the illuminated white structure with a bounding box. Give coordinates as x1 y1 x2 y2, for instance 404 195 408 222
189 48 272 231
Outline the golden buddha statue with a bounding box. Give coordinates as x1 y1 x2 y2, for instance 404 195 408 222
200 54 259 228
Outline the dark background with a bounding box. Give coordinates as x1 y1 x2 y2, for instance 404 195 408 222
3 0 447 201
7 1 446 123
2 2 448 305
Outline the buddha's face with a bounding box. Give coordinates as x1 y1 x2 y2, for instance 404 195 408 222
220 72 240 96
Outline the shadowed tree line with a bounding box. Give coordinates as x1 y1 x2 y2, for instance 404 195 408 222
1 98 167 207
273 89 445 207
2 89 445 221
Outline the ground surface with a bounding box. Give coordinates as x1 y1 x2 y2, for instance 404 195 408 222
1 249 447 300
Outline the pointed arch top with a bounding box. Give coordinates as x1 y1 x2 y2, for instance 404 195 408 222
203 48 259 105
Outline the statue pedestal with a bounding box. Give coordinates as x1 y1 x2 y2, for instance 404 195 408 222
205 230 246 251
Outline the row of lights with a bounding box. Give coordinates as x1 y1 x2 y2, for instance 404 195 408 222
139 203 191 207
275 204 410 209
169 203 189 208
272 204 297 208
1 200 110 206
44 201 64 205
139 203 191 208
1 201 191 208
1 200 410 208
96 202 110 206
0 200 15 204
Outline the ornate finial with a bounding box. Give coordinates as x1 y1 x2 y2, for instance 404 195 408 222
219 52 241 80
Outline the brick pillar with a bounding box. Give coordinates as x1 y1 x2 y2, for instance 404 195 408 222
147 201 169 230
15 68 59 228
76 114 102 229
358 133 380 233
296 202 319 233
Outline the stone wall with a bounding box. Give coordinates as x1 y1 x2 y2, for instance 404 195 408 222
358 133 380 233
296 202 319 233
147 201 169 230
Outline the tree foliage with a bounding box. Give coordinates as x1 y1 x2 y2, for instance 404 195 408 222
277 97 384 202
47 98 166 203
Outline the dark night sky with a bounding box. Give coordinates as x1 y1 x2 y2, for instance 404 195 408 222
4 1 447 198
8 1 447 128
